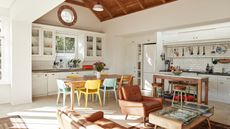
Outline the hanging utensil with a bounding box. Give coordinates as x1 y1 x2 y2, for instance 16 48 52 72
182 48 184 56
197 46 200 55
211 45 215 54
212 58 218 65
203 46 205 55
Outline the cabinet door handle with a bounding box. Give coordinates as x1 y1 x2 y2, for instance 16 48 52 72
52 74 55 75
45 74 47 76
226 78 230 80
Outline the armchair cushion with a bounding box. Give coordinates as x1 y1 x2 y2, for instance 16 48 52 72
121 86 142 102
84 111 104 122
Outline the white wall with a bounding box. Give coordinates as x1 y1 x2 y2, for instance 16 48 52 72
102 0 230 74
34 2 102 32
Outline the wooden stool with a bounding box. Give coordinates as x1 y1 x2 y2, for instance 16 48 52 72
172 85 187 107
152 83 164 97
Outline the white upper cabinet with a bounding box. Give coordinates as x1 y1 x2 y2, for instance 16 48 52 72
84 33 104 61
32 27 56 60
215 26 230 39
162 32 178 43
32 28 42 56
178 29 215 42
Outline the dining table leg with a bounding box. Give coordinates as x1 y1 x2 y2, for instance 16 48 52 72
204 79 209 105
197 79 202 104
71 85 76 110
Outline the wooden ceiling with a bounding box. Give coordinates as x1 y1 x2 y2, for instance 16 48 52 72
65 0 177 22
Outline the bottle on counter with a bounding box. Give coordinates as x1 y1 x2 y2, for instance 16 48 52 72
206 63 210 72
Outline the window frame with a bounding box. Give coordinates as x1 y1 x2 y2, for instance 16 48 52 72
0 16 10 84
55 33 78 56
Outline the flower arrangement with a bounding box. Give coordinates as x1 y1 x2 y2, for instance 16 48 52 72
94 61 106 72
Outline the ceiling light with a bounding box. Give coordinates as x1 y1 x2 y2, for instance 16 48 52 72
93 3 104 12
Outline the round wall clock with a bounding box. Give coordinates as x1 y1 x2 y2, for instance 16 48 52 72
57 5 77 26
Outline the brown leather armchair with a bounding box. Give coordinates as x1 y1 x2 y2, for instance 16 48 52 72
118 85 163 123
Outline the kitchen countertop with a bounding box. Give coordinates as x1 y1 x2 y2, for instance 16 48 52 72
159 70 230 76
32 68 108 73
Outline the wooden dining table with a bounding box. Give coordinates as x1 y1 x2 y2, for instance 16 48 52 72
153 73 209 105
58 74 122 110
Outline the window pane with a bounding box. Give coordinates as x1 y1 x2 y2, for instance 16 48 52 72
65 37 75 53
56 36 65 53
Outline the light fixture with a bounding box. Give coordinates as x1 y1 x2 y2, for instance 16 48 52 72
93 2 104 12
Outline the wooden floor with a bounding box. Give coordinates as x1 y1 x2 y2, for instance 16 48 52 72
0 91 229 129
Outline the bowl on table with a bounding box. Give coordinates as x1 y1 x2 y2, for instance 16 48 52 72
172 70 183 75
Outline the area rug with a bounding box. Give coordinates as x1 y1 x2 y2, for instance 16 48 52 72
131 120 230 129
0 115 28 129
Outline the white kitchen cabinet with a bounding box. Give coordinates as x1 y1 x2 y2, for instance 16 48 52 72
32 73 48 97
217 76 230 103
47 73 60 95
32 27 56 60
178 29 215 42
162 31 178 44
198 74 218 100
84 33 104 61
215 26 230 39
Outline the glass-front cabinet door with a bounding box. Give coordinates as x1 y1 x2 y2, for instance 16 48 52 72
86 36 94 57
32 28 41 55
96 37 102 57
43 30 54 56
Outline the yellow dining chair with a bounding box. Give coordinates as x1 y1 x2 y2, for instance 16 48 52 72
78 80 102 107
66 75 79 78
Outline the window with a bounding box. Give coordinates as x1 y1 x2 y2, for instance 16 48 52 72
0 17 10 84
56 34 77 54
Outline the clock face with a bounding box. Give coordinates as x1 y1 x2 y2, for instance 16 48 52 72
58 5 77 26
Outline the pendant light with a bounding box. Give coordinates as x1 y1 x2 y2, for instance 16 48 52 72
93 2 104 12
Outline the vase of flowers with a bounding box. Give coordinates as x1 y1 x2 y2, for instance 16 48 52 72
93 61 106 78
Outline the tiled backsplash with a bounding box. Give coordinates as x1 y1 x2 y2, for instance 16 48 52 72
172 58 230 72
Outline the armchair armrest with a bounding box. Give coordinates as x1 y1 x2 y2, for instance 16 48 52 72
84 111 104 122
142 96 163 105
118 99 144 107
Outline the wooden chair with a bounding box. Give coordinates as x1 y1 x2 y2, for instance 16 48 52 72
118 75 133 88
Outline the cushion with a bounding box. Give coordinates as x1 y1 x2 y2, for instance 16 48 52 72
122 86 142 102
84 111 104 122
94 118 127 129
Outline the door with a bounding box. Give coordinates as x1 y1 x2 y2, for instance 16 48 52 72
124 43 137 84
143 44 156 90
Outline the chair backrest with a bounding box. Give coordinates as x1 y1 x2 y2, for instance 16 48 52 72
56 79 68 90
66 75 79 78
103 78 117 88
85 80 101 90
118 75 133 88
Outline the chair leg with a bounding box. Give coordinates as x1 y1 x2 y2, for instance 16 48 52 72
85 94 88 108
56 92 60 105
114 90 118 102
180 91 183 107
207 118 211 129
172 91 176 106
63 93 66 106
125 114 128 120
92 94 94 102
78 92 82 106
103 90 106 105
75 91 79 106
97 93 102 106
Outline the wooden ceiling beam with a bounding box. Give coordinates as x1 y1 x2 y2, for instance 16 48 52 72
114 0 127 14
65 0 86 7
136 0 144 9
160 0 166 3
99 0 113 18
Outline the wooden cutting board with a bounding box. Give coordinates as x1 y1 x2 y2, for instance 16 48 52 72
218 59 230 64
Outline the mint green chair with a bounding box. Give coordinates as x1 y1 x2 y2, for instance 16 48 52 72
56 79 72 106
100 78 117 105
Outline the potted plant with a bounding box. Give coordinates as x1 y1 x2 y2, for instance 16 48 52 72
93 61 106 78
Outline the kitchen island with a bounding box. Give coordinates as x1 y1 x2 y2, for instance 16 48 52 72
153 73 209 104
